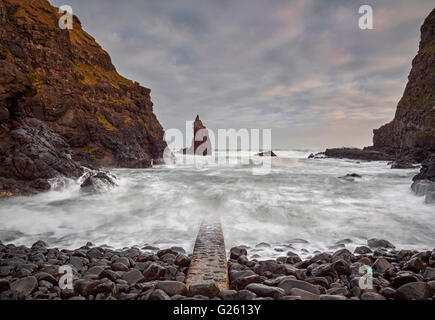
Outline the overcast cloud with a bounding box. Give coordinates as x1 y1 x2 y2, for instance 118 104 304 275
50 0 434 149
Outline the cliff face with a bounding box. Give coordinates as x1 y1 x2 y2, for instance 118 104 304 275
373 9 435 158
0 0 167 195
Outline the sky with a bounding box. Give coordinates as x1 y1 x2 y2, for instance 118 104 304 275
50 0 434 149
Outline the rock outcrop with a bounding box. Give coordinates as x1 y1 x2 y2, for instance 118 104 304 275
182 115 212 156
322 10 434 165
0 0 166 195
373 9 435 159
324 148 394 161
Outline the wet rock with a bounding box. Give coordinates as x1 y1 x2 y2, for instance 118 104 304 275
354 246 372 255
380 287 397 299
230 246 248 260
35 272 58 286
288 288 320 300
232 274 264 290
149 289 171 300
0 106 9 123
73 279 98 297
157 249 179 258
80 172 117 192
0 279 11 293
10 276 38 296
121 269 144 285
111 262 129 272
0 290 25 300
326 287 349 296
339 173 362 181
175 254 190 267
311 264 337 278
404 257 425 273
423 267 435 281
245 283 285 299
32 240 47 249
325 148 394 161
360 292 387 300
219 290 237 300
278 279 320 295
391 159 416 169
189 280 220 298
367 239 395 249
411 179 435 196
160 253 176 265
372 257 394 274
392 272 421 288
256 151 277 157
286 252 302 264
332 260 351 275
320 294 347 300
85 266 105 278
156 281 187 297
87 247 104 260
396 282 433 300
143 263 165 281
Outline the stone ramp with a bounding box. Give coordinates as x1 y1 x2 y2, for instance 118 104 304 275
185 219 229 291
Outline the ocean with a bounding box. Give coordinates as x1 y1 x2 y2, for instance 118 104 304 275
0 150 434 259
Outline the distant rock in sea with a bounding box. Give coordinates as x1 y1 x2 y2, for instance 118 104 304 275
324 148 394 161
182 115 212 156
256 151 277 157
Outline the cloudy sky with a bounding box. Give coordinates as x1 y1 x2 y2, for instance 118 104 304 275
51 0 434 149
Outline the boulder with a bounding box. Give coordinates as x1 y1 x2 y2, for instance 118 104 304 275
396 282 433 300
245 283 285 299
156 281 187 297
278 279 320 295
230 246 248 260
256 151 277 157
10 277 38 296
80 172 117 192
367 239 395 249
360 292 387 300
121 269 144 285
189 280 220 298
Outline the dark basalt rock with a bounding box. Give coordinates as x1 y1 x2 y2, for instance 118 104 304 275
417 155 435 179
391 160 418 169
0 0 167 196
256 151 277 157
325 148 394 161
80 172 117 192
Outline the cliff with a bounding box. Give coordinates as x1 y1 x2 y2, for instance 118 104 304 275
373 9 435 159
0 0 166 195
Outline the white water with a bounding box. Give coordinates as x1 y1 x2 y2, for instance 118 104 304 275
0 150 434 259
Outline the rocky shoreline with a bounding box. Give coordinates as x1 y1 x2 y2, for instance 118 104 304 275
0 239 434 300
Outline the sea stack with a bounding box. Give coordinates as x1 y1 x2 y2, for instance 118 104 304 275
183 115 212 156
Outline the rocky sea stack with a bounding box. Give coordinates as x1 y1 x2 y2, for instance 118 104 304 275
182 115 212 156
0 0 166 196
